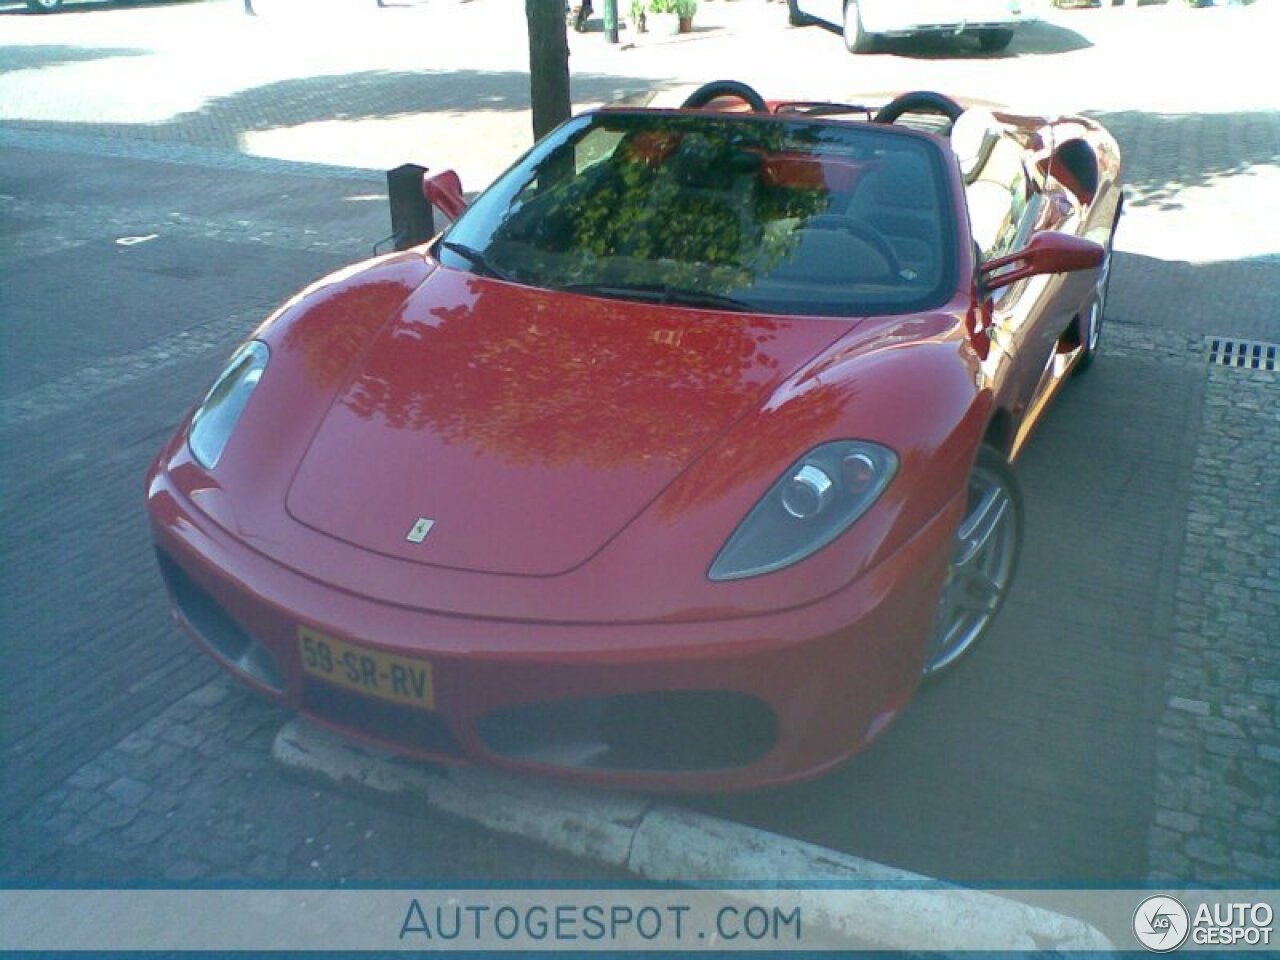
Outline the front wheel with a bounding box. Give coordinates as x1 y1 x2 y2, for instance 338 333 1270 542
843 0 878 53
26 0 64 11
922 445 1023 679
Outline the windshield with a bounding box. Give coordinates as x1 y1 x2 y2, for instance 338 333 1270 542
440 110 957 317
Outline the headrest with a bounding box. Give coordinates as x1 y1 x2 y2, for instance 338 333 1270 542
951 107 1002 183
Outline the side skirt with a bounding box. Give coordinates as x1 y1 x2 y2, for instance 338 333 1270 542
1007 338 1084 462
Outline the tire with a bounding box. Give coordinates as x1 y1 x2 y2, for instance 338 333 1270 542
1073 218 1117 375
786 0 809 26
26 0 64 10
843 0 877 53
922 445 1023 679
978 28 1014 51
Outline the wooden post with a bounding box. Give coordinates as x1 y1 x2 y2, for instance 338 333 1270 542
526 0 572 141
386 165 435 251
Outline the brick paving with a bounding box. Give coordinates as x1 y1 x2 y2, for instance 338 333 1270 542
8 676 627 884
1065 304 1280 886
1148 356 1280 884
0 158 363 816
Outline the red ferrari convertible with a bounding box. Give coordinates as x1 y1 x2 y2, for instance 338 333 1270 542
147 82 1122 791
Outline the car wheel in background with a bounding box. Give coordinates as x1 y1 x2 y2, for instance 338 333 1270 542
921 445 1023 679
978 28 1014 52
843 0 878 53
26 0 65 10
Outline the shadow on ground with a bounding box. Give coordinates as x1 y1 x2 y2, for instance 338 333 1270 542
1085 110 1280 211
2 67 674 151
0 44 150 70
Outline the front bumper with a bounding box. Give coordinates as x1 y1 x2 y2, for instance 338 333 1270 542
147 466 961 793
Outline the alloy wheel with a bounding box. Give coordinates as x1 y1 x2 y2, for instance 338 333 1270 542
922 448 1022 678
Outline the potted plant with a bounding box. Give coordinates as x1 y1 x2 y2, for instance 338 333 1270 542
671 0 696 31
645 0 696 32
630 0 648 32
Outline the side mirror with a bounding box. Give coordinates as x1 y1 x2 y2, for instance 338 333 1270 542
980 232 1105 293
422 169 467 221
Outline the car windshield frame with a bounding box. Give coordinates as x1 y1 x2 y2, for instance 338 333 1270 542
438 109 960 318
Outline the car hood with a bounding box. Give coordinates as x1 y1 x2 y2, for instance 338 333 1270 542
285 268 853 576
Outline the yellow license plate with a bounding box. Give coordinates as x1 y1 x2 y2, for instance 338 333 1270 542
297 626 434 709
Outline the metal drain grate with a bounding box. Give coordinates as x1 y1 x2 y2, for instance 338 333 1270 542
1206 337 1278 372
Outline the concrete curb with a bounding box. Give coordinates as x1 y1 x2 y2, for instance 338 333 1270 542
274 719 1114 951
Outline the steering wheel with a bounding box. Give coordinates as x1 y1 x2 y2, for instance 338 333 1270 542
681 80 769 113
801 214 902 278
873 90 965 130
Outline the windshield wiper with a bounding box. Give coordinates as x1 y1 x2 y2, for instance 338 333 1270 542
438 240 518 283
558 282 749 312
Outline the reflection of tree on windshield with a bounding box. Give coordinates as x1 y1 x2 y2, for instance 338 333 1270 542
483 117 839 296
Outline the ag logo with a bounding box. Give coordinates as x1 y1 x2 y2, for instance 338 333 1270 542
1134 895 1190 952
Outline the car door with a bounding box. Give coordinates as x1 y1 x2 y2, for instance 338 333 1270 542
965 131 1064 432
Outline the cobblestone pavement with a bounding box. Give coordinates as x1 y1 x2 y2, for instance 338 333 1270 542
1 0 1277 897
1149 356 1280 884
7 675 631 884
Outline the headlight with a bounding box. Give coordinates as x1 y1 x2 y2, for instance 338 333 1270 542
188 340 269 469
708 440 898 581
